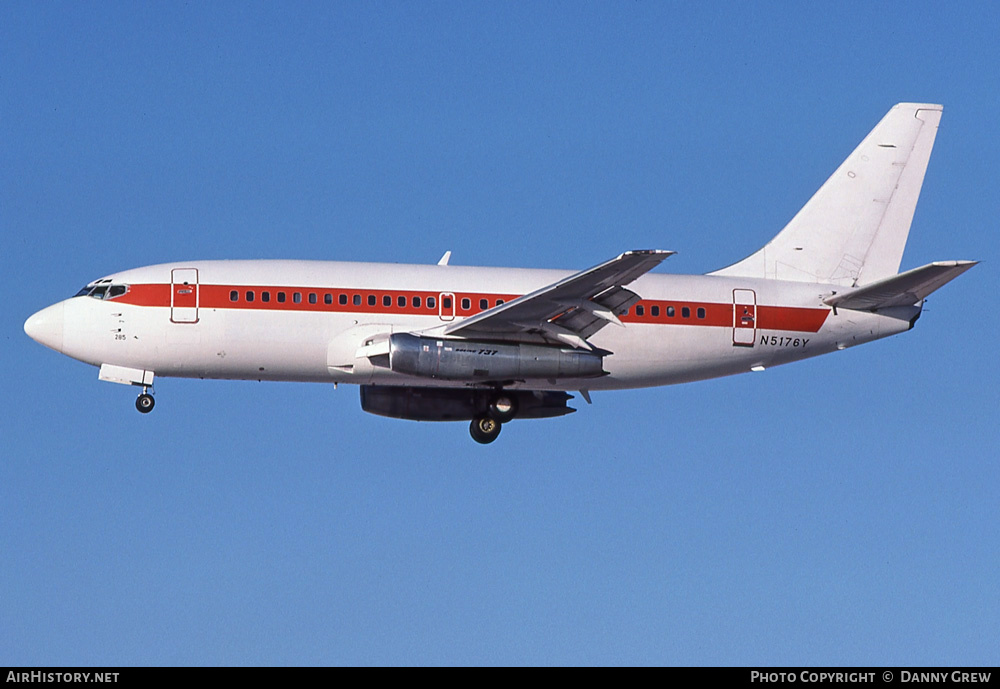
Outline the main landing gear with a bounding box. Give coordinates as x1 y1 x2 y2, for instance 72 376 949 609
470 415 501 444
488 393 518 423
135 388 155 414
469 392 519 444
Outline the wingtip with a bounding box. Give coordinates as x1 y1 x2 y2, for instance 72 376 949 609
930 260 978 268
622 249 676 259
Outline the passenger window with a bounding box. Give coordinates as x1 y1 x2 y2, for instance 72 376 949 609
352 294 360 306
412 296 421 308
651 305 660 317
398 295 406 307
697 307 706 319
667 306 675 317
496 299 504 306
261 291 269 302
480 298 488 310
443 297 453 309
246 291 255 302
310 293 318 304
636 305 644 316
383 295 391 307
368 294 376 306
682 307 690 318
427 296 436 309
339 294 347 305
461 298 470 310
324 294 332 305
278 292 286 303
230 290 238 302
294 293 302 304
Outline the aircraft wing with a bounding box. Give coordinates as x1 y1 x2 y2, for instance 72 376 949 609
824 260 977 311
442 250 673 349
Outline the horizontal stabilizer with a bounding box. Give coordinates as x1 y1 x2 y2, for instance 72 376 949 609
824 261 977 311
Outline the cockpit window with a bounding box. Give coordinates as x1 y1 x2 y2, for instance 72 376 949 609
73 283 128 300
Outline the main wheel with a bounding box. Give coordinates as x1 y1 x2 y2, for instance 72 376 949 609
488 393 518 423
470 415 502 444
136 393 155 414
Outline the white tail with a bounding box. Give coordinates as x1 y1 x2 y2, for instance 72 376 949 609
711 103 943 287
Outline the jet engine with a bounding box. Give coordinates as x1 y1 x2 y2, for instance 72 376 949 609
386 333 605 381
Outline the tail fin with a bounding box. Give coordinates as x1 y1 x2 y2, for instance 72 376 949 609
711 103 943 287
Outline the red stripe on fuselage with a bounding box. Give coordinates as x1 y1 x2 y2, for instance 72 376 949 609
618 300 828 332
114 284 829 333
756 305 829 333
119 283 171 307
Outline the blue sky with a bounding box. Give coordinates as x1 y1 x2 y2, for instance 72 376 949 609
2 1 997 666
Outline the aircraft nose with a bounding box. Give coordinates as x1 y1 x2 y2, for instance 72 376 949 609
24 302 65 352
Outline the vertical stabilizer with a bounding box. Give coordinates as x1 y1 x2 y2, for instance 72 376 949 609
711 103 943 286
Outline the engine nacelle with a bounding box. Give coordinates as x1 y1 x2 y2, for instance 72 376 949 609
360 386 576 422
387 333 605 381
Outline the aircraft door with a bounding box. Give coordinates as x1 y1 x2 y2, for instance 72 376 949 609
171 268 199 323
438 292 455 321
733 289 756 347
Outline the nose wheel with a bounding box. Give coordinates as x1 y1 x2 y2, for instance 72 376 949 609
135 390 155 414
470 415 502 444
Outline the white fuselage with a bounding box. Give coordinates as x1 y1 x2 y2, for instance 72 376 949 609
31 259 918 392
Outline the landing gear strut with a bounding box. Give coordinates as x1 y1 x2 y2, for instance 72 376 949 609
135 388 155 414
470 415 502 444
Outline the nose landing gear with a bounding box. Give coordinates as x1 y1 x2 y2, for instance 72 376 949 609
135 388 155 414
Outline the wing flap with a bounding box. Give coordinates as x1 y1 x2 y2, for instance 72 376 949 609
824 260 977 311
550 286 640 339
442 250 673 345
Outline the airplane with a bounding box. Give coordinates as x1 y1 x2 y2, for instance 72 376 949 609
24 102 976 443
